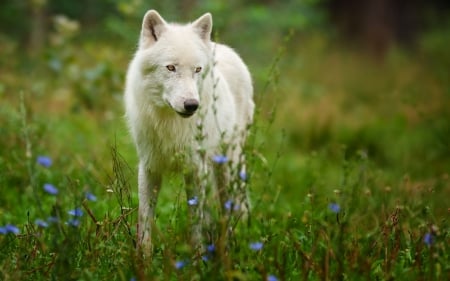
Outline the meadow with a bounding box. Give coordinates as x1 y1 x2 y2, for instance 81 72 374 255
0 11 449 281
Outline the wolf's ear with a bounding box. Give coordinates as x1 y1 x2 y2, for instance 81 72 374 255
140 10 166 48
192 13 212 42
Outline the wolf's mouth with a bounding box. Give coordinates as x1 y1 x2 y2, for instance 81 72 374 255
165 101 196 118
165 100 196 118
176 111 195 118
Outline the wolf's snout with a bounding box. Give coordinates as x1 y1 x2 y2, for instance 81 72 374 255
184 99 199 113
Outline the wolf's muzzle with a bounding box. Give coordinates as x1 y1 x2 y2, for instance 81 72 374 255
184 99 199 113
178 99 199 117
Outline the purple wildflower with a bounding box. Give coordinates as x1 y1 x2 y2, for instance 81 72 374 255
249 241 263 251
224 199 233 210
43 183 58 195
267 275 279 281
424 232 434 246
47 216 59 223
212 155 228 164
85 192 97 202
201 244 216 262
239 170 247 181
329 203 341 214
68 208 83 217
35 219 49 228
66 219 80 227
36 156 52 167
174 260 187 269
224 199 240 211
187 196 198 206
207 244 216 252
0 224 20 235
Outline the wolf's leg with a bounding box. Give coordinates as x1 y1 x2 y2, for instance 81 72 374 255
137 162 161 257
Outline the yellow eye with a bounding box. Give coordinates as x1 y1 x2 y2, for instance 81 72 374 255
195 67 202 73
166 65 176 72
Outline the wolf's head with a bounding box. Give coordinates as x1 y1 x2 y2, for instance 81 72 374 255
136 10 212 118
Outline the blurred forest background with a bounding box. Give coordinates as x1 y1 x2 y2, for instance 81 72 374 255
0 0 449 208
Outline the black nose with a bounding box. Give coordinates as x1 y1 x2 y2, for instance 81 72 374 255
184 99 199 113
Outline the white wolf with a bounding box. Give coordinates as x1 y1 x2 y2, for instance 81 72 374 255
124 10 254 254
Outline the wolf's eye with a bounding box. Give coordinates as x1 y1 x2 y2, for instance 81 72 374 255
195 67 202 73
166 65 176 72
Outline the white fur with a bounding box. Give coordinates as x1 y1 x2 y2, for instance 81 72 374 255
124 10 254 255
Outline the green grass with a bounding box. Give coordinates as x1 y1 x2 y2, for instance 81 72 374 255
0 33 449 280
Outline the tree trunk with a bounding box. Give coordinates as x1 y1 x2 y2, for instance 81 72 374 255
28 0 47 55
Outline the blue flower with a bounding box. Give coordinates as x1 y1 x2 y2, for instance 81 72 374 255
328 203 341 214
239 170 247 181
43 183 58 195
35 219 49 228
0 224 20 235
212 155 228 164
66 219 80 227
424 232 434 246
224 199 240 211
36 156 52 167
187 196 198 206
47 216 59 223
207 244 216 252
174 260 187 269
267 275 278 281
6 224 20 234
249 241 263 251
85 192 97 202
68 208 83 217
201 244 216 262
224 199 233 210
129 277 136 281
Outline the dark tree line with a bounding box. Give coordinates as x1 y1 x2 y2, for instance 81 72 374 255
0 0 448 56
326 0 450 56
